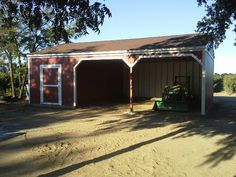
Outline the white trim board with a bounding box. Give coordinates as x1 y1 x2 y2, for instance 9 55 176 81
204 44 215 60
131 53 202 68
40 64 62 105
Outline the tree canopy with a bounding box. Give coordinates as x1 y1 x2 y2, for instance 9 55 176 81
0 0 111 98
0 0 111 53
197 0 236 48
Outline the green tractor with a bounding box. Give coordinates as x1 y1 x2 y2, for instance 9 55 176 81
153 76 192 112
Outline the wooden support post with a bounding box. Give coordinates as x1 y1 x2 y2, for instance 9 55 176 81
129 67 133 112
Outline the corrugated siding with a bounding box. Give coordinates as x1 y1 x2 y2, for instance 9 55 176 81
193 61 201 98
126 60 202 99
204 50 214 109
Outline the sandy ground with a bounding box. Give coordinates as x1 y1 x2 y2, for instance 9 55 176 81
0 95 236 177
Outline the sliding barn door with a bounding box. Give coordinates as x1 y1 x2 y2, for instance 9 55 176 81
40 64 62 105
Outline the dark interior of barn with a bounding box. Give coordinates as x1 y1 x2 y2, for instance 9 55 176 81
76 60 129 106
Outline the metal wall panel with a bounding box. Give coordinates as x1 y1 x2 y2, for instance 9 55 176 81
162 62 168 92
156 63 162 97
150 63 155 96
167 62 174 86
204 50 214 109
193 61 201 98
186 62 193 93
130 59 201 99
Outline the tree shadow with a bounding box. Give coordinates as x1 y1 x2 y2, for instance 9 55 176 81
37 97 235 176
85 96 236 168
36 45 98 54
0 103 123 134
129 34 208 50
0 131 93 177
199 134 236 167
86 111 195 138
0 96 235 176
38 128 184 177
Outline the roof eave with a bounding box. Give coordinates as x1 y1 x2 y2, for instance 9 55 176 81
27 45 206 59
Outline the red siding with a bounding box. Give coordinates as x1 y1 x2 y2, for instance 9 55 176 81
30 57 78 106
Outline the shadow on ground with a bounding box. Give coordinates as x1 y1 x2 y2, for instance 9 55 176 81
0 103 121 132
40 96 236 176
0 132 92 176
0 96 235 176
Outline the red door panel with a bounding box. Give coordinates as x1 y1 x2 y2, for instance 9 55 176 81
40 65 61 105
43 87 58 103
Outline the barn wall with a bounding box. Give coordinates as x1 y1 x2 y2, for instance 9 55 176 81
30 54 206 107
204 50 214 110
123 59 201 100
29 57 78 106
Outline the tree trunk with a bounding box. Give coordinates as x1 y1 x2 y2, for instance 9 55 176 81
17 55 23 99
7 52 15 98
17 55 22 92
18 67 27 99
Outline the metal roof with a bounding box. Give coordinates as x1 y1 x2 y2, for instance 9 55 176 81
31 33 208 55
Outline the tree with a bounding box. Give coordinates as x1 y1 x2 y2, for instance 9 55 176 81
197 0 236 48
213 73 223 92
0 72 10 93
0 58 9 94
0 22 18 98
1 0 111 48
0 0 111 98
223 74 236 94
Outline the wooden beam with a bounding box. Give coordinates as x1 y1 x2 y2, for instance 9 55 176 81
129 67 133 112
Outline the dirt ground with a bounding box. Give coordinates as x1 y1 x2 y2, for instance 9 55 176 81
0 94 236 177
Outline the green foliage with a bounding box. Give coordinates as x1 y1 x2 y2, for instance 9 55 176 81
214 73 236 94
214 73 221 81
213 73 223 92
223 74 236 94
0 64 27 97
197 0 236 48
0 0 112 53
0 72 10 92
0 0 111 99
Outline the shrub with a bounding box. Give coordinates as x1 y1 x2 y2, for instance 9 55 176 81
223 74 236 94
0 72 10 94
213 73 223 92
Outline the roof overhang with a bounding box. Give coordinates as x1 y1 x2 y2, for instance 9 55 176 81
27 46 206 59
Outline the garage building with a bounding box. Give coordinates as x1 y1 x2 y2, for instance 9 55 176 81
28 33 214 115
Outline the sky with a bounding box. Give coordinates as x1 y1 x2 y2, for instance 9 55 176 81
76 0 235 74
